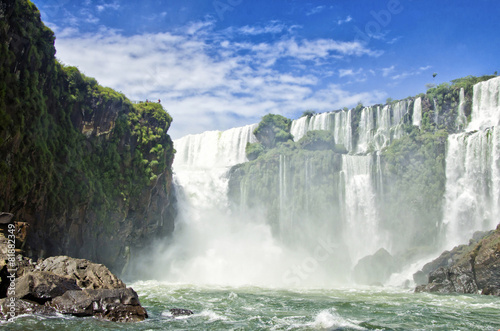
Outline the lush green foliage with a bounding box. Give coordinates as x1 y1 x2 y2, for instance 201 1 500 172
245 142 265 161
380 127 448 252
301 110 316 118
297 130 346 153
253 114 293 149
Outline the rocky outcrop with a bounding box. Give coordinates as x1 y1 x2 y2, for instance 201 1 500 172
37 256 125 290
0 255 147 322
415 224 500 296
49 288 147 322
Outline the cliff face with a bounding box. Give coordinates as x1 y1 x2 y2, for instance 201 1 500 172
0 0 176 273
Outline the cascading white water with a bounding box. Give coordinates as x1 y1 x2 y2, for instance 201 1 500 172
153 124 294 286
291 110 353 151
356 106 375 153
291 112 333 141
341 154 384 264
456 88 467 131
332 110 353 152
470 76 500 130
413 97 422 127
356 101 409 153
146 77 499 289
173 124 257 210
290 116 309 141
152 124 339 287
443 76 500 248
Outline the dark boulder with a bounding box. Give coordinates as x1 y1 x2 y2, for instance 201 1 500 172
0 298 57 318
49 288 148 322
0 255 148 322
170 308 194 317
15 271 81 304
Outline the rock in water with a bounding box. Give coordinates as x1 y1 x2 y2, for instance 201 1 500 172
0 255 148 322
170 308 194 317
50 288 148 322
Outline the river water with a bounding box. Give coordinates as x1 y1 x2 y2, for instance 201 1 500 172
3 283 499 330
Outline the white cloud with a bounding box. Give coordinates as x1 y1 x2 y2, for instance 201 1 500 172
392 65 432 80
52 22 385 138
237 21 288 35
381 65 395 77
306 6 325 16
337 15 352 25
96 1 120 12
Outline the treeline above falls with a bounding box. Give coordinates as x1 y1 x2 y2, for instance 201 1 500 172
175 75 500 285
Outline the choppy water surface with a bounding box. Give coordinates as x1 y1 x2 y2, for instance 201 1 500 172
3 282 499 330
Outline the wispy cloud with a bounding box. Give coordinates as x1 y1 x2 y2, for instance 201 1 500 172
381 65 396 77
339 68 362 78
237 21 289 35
306 6 325 16
392 65 432 80
337 15 352 25
52 22 385 138
96 1 120 12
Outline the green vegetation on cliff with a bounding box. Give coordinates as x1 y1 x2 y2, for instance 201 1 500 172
0 0 176 269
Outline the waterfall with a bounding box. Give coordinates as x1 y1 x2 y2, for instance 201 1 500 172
149 76 499 288
173 124 257 210
443 76 500 248
341 154 384 264
356 106 375 153
291 112 333 141
413 97 422 127
290 116 309 141
470 76 500 130
333 109 353 152
151 124 305 286
456 88 467 131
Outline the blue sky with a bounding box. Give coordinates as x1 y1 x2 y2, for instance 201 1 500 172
34 0 500 138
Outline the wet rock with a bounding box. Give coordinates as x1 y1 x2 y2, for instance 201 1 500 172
15 271 81 304
0 298 57 319
0 255 148 322
170 308 194 316
37 256 126 289
49 288 148 322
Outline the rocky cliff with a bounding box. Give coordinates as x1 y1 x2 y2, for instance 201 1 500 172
415 224 500 296
0 0 176 273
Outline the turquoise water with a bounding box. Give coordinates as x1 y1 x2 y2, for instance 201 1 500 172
2 281 499 330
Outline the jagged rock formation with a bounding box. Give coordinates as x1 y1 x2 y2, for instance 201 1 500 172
0 254 148 322
415 224 500 296
0 0 176 273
